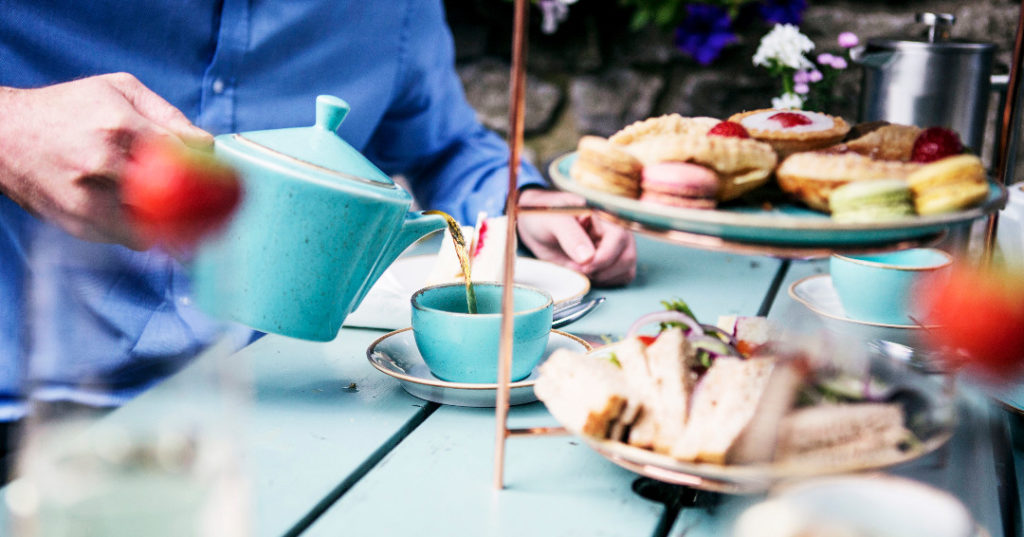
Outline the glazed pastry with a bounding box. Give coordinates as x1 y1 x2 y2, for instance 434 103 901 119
828 179 915 223
906 154 989 215
728 109 850 158
831 124 922 162
775 152 922 212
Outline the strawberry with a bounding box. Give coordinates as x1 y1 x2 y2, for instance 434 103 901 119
123 138 243 252
707 121 750 139
916 264 1024 381
768 112 812 128
911 127 964 163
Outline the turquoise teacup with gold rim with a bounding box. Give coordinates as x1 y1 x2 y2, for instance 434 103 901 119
411 283 553 383
830 248 953 326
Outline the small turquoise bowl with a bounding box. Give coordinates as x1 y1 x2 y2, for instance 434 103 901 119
830 248 953 326
411 283 554 383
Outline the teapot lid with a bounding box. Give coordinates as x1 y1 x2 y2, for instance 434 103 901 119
223 95 397 189
867 12 995 52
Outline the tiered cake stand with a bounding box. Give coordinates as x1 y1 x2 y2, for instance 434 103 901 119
490 0 1024 490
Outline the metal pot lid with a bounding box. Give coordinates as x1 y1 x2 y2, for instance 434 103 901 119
867 12 995 53
224 95 397 189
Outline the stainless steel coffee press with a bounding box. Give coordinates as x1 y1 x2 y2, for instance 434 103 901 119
852 12 996 154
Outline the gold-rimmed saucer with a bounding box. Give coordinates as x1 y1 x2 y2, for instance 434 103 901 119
366 328 591 407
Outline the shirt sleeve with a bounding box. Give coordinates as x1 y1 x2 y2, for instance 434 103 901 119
360 0 547 225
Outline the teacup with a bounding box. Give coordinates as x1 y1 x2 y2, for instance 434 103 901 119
830 248 953 326
410 283 554 383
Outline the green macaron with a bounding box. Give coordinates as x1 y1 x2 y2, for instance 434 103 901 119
829 179 915 223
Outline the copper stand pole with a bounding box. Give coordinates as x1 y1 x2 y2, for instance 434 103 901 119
983 0 1024 265
493 0 530 490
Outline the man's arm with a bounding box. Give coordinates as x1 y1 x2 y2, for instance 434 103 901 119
361 1 635 286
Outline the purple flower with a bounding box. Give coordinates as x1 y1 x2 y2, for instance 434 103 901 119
674 4 739 66
793 70 810 84
794 82 810 94
831 57 848 69
757 0 807 25
817 53 835 65
838 32 859 48
809 69 823 82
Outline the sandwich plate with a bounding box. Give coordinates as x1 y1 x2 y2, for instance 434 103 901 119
560 342 955 494
549 152 1006 248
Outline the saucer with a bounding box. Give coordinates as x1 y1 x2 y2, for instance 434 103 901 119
366 328 591 407
788 274 927 347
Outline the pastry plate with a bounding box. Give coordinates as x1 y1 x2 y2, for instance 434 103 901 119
550 152 1006 253
346 255 590 330
367 328 591 407
558 342 955 494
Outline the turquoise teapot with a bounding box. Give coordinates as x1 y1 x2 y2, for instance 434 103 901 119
192 95 446 341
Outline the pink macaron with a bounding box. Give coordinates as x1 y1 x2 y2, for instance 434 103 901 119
640 162 719 209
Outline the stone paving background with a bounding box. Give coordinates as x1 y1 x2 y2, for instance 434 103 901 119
443 0 1022 180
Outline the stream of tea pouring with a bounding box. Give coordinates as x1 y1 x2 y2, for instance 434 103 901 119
424 210 478 314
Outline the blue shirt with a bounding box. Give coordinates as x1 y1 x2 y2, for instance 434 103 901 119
0 0 544 419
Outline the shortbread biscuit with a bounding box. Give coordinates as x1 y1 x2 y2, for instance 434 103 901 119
577 135 643 176
776 152 923 212
609 114 720 146
570 157 640 198
624 133 778 201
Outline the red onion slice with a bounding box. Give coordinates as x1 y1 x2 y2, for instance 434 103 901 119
627 311 704 339
699 323 740 348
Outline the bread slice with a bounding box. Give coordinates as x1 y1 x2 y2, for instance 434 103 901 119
670 357 778 464
728 360 804 463
612 337 659 448
534 349 630 438
640 329 697 453
775 402 910 465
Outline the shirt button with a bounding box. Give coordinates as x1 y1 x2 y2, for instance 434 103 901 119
212 79 225 94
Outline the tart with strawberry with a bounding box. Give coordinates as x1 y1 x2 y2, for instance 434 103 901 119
728 109 851 158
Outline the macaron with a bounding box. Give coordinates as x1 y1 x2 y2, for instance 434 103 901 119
640 162 719 209
906 154 989 215
828 179 915 223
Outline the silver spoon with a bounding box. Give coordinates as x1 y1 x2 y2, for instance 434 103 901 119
551 297 605 328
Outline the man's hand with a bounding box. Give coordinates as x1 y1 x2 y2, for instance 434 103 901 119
0 73 212 249
517 188 636 287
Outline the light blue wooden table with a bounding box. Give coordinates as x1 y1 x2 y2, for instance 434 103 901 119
1 235 1019 537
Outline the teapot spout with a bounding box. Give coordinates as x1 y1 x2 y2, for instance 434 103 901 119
353 211 447 308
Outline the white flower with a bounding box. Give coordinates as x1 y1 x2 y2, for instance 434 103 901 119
753 24 815 71
539 0 575 34
771 92 805 110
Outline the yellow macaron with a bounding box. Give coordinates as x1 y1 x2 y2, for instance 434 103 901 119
906 154 989 215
